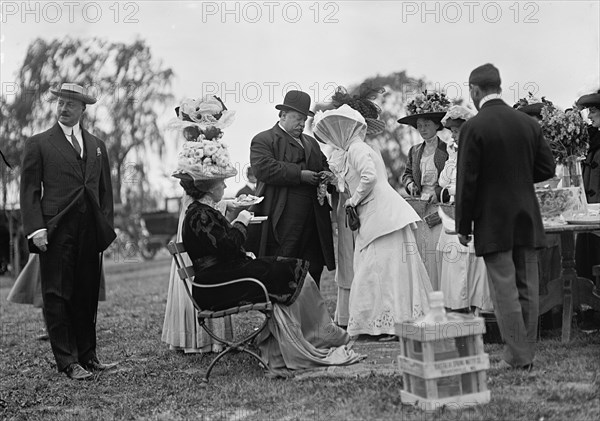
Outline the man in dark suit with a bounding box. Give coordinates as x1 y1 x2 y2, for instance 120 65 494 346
20 83 117 380
250 90 335 285
456 64 556 370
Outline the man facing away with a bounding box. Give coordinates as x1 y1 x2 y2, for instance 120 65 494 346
20 83 117 380
250 90 335 286
455 64 556 369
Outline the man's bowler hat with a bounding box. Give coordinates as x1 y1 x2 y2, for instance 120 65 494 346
50 83 97 105
275 90 314 117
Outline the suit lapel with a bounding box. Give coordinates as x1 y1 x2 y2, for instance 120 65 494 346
47 124 84 179
82 129 98 180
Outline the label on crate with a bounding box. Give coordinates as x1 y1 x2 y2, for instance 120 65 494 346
398 354 489 379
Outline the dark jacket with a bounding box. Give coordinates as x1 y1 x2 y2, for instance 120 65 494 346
250 123 335 270
583 126 600 203
455 99 556 256
20 123 115 253
402 137 449 201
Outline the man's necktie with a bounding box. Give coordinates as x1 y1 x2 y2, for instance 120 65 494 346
70 131 82 157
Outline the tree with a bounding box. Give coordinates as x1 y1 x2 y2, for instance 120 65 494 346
4 36 174 206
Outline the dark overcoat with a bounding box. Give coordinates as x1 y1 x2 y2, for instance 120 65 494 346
20 123 115 252
250 123 335 270
455 99 556 256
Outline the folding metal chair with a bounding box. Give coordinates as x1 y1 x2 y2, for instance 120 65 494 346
167 241 274 384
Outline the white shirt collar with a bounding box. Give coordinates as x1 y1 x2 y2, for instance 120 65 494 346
58 121 81 137
479 93 503 108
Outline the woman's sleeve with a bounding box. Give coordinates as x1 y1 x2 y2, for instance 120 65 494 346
187 206 247 258
401 145 415 192
347 143 377 207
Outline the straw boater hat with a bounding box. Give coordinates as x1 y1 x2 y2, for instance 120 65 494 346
397 90 451 129
50 83 97 104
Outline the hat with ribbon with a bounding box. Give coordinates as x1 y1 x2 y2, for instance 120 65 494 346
442 105 475 128
50 83 97 104
397 90 451 129
276 90 315 117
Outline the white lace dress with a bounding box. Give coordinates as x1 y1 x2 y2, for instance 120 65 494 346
344 143 432 336
161 195 233 353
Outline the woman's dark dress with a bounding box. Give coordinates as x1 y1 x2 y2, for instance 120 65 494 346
182 201 307 311
576 126 600 281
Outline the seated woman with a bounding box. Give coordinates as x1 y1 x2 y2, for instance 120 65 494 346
398 92 451 203
436 105 493 314
172 140 363 374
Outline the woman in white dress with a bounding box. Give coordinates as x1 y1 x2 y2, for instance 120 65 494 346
437 105 493 313
313 104 432 339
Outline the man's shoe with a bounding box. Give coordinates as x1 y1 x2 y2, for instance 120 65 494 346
64 363 93 380
83 357 118 372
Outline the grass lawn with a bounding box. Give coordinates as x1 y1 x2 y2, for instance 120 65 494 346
1 253 599 420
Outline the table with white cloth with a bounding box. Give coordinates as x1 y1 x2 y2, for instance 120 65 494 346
541 222 600 342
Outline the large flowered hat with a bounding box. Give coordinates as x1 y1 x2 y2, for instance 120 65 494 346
513 93 554 119
168 95 235 141
397 90 451 129
330 85 386 135
172 140 237 181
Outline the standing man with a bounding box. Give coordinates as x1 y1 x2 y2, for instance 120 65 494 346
455 64 555 370
20 83 117 380
250 90 335 285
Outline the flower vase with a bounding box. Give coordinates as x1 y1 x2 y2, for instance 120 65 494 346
561 155 588 218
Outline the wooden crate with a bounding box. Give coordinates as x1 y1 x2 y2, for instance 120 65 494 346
396 315 490 411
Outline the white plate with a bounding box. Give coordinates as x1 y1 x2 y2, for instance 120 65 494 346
565 217 600 225
249 216 268 224
233 196 264 206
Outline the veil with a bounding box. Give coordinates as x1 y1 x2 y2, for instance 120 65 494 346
313 105 368 191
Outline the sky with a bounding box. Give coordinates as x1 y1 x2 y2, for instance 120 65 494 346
1 0 599 200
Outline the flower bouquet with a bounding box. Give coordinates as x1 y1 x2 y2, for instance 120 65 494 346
540 106 589 165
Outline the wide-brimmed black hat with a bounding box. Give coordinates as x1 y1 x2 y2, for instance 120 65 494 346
275 90 314 117
397 112 446 129
576 91 600 109
517 103 545 118
50 83 97 104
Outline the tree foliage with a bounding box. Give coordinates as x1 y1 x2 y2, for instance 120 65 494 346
2 36 174 205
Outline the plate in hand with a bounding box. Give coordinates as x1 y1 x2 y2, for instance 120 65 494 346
233 194 264 207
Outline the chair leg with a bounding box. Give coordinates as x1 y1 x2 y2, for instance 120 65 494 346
203 347 235 383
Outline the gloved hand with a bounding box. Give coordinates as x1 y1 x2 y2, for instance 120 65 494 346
233 210 253 226
32 231 48 252
300 170 320 185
